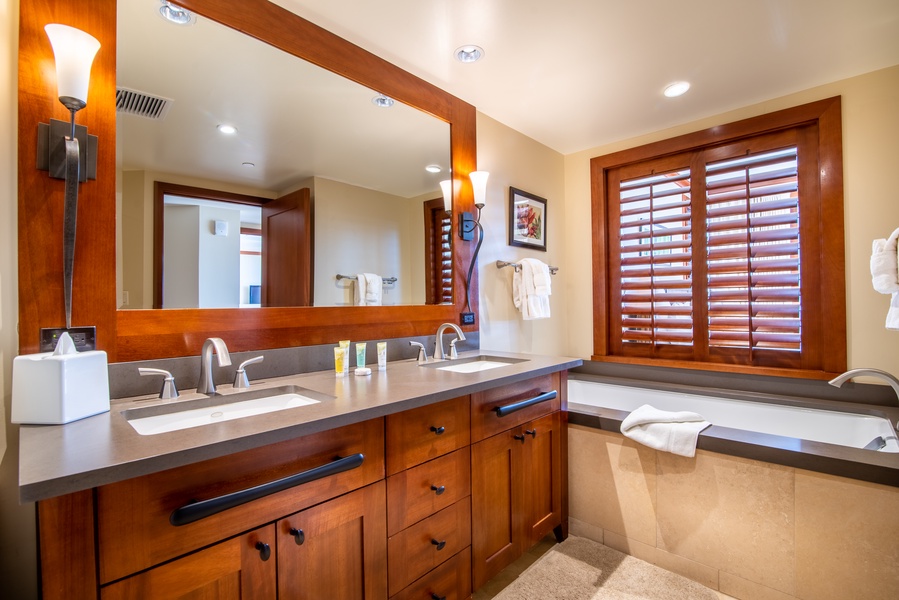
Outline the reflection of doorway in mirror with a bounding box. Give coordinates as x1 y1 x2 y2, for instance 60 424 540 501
162 195 262 309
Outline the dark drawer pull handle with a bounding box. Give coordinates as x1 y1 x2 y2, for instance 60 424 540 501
255 541 271 561
525 429 537 438
170 453 365 526
431 538 446 551
430 425 446 435
431 484 446 495
289 527 305 545
514 434 526 442
493 390 557 417
431 594 446 600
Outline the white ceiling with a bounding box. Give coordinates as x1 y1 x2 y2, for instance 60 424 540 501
271 0 899 155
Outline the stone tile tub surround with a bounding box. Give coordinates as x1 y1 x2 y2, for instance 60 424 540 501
568 426 899 600
567 362 899 600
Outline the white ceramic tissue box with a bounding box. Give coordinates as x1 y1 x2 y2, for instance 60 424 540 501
11 350 111 424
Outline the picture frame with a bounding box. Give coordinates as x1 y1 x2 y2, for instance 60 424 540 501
509 187 548 251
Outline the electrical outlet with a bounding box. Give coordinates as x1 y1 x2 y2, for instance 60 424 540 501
122 290 129 306
40 327 97 352
460 312 475 325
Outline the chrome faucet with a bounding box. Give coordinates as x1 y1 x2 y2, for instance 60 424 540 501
197 337 232 395
828 368 899 406
434 323 466 360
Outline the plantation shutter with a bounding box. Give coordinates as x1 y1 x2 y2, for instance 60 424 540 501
617 166 694 350
705 147 801 355
437 213 453 304
608 132 808 368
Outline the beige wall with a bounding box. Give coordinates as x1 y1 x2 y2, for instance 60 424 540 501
569 425 899 600
476 113 569 355
1 1 38 598
563 65 899 376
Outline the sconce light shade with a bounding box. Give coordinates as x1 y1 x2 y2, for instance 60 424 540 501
439 179 453 213
470 171 489 208
45 24 100 111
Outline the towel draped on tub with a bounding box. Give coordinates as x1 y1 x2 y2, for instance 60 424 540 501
620 404 710 458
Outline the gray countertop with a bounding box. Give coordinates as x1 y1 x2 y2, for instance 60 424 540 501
18 350 581 503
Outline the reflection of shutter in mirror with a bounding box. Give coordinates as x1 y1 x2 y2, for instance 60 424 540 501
424 198 454 305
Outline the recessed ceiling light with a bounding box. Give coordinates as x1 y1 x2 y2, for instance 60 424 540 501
158 1 196 26
425 164 442 174
217 124 237 134
242 162 255 168
454 45 484 63
372 94 395 108
664 81 691 98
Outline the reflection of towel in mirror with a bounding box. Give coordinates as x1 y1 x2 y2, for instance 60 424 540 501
870 228 899 329
354 273 383 306
513 258 551 319
620 404 710 458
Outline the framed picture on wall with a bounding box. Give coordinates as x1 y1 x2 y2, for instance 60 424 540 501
509 187 548 251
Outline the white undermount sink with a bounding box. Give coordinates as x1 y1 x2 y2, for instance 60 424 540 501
124 385 328 435
422 355 528 373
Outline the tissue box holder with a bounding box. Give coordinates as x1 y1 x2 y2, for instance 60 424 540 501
12 350 110 424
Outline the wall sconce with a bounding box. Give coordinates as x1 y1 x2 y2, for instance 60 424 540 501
36 24 101 329
439 179 453 214
462 171 489 315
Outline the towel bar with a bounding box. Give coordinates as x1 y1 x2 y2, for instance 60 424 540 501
336 273 398 284
495 260 558 274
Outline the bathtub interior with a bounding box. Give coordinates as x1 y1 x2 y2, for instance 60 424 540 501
568 378 899 453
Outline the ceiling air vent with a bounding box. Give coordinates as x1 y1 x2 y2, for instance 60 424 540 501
116 87 174 120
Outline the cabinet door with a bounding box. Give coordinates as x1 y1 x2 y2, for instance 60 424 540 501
278 482 387 600
471 429 519 590
101 525 276 599
518 411 562 547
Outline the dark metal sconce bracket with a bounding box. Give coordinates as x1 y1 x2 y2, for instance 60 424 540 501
459 211 476 241
37 118 98 182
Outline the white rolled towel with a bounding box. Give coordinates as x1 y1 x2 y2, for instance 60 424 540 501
620 404 710 458
871 228 899 294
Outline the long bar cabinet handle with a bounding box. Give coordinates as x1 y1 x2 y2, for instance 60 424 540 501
169 453 365 526
493 390 557 417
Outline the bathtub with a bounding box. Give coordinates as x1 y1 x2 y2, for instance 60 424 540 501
568 378 899 453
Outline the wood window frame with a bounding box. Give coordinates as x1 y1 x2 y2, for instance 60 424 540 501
590 97 846 379
423 198 453 305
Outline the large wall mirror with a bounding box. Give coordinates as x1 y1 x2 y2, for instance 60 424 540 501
17 0 477 362
117 0 452 309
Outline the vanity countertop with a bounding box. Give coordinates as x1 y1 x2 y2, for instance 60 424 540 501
18 350 581 503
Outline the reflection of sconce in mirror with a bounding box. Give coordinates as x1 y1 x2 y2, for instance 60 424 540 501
36 24 100 329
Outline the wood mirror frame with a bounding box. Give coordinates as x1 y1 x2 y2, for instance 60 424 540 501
18 0 478 362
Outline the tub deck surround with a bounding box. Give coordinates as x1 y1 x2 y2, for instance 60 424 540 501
568 374 899 487
18 350 581 503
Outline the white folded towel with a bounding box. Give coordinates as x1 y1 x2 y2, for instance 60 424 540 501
354 273 383 306
870 228 899 294
620 404 710 458
363 273 382 305
513 258 551 320
888 292 899 331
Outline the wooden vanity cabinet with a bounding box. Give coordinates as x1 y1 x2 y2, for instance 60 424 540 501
470 372 566 591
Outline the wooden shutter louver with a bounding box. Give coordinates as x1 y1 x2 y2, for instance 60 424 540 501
618 168 694 347
705 147 801 353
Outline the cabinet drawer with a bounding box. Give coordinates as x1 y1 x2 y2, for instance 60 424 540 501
101 525 276 599
390 546 472 600
386 395 470 475
471 373 560 442
97 418 385 584
388 498 471 596
386 447 470 536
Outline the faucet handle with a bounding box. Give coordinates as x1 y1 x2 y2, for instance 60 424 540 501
409 341 429 364
233 356 264 389
139 367 179 400
448 338 460 360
